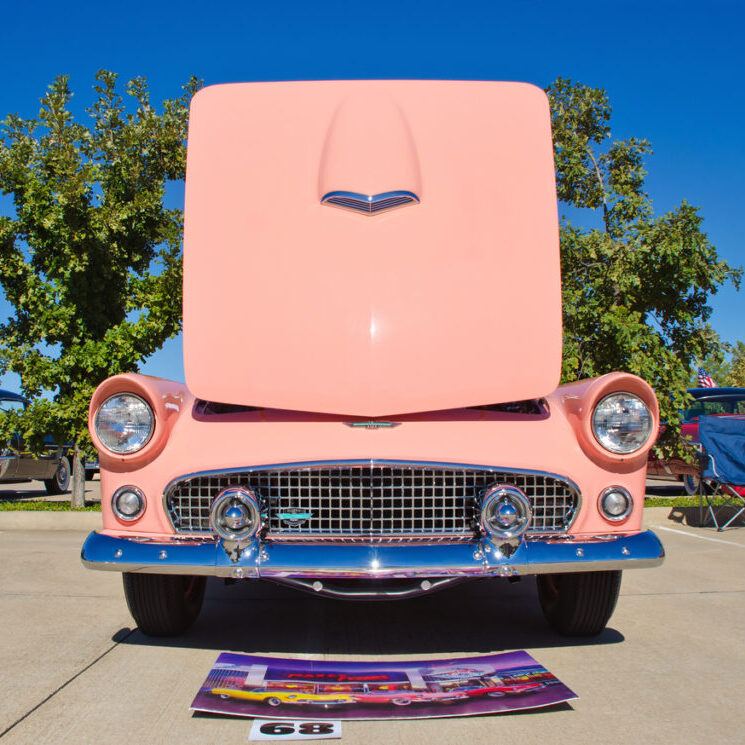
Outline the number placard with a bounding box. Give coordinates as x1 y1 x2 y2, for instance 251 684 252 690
249 719 342 741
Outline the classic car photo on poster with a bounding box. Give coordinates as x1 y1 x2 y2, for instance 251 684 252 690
190 652 576 720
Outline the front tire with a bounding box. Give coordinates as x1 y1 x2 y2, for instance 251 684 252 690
537 571 622 636
123 573 206 637
44 456 70 495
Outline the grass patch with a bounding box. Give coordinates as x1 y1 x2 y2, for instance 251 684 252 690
645 495 732 508
0 500 100 511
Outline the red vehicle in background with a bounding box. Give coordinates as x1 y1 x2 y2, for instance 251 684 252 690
648 387 745 494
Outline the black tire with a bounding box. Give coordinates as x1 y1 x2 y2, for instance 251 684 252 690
391 698 412 706
123 573 206 637
266 698 282 707
44 456 70 495
536 570 622 636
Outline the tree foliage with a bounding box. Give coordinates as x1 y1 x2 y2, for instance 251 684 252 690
0 71 200 505
697 341 745 388
548 78 741 455
726 342 745 388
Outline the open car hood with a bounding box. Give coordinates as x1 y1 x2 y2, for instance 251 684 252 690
183 80 562 416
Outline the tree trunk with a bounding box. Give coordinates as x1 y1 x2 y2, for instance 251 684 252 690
70 444 86 509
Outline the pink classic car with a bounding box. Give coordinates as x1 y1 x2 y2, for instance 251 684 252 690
81 81 664 637
350 690 468 706
447 682 543 697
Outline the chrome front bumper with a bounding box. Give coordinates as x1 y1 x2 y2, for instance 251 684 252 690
81 530 664 579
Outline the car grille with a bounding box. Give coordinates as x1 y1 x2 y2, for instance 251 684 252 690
164 462 579 541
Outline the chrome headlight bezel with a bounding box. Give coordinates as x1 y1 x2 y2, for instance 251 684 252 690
591 391 653 455
480 484 533 541
94 393 155 455
598 486 633 522
210 486 262 542
112 485 146 522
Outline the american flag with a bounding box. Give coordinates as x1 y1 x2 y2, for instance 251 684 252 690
698 367 716 388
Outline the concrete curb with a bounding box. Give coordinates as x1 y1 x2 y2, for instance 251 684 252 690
0 506 679 532
0 511 102 531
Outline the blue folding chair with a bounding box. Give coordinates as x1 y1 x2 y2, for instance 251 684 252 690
698 415 745 531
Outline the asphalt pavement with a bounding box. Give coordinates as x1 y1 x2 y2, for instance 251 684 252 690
0 504 743 744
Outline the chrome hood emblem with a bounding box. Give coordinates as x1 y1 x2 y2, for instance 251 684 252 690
321 190 419 215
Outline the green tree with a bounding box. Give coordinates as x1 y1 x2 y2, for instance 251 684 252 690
725 342 745 387
547 78 741 455
698 341 745 388
0 71 200 506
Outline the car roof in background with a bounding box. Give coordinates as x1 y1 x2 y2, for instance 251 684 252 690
688 387 745 399
0 389 27 403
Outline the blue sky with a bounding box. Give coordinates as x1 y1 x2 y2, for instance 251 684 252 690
1 0 743 390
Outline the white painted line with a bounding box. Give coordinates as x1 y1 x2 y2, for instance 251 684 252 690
654 525 745 547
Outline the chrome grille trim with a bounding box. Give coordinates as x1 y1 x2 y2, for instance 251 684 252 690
321 190 420 214
163 460 580 540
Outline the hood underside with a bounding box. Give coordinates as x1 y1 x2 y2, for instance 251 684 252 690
183 80 562 416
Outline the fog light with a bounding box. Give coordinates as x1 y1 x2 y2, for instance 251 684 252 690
599 487 632 521
210 487 261 541
481 485 532 540
112 486 146 522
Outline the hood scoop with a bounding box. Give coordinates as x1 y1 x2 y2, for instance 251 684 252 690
317 92 422 211
321 189 420 215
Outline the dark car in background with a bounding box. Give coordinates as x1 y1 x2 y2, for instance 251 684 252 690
0 389 71 495
648 387 745 494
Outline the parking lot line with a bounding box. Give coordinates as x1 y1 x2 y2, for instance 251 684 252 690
653 525 745 547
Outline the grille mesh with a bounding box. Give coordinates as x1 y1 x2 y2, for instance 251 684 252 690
165 463 579 540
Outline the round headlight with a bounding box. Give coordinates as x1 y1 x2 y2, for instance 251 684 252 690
112 486 146 522
95 393 154 454
592 392 652 454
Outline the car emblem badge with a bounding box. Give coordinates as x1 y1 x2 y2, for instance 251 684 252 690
344 421 402 430
277 509 314 527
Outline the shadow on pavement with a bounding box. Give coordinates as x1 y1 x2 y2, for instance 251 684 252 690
190 699 575 720
115 575 624 655
645 483 685 497
0 486 51 500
